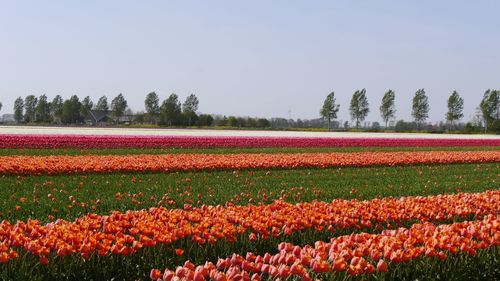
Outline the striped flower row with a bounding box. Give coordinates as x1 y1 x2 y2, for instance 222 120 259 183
150 215 500 280
0 150 499 175
0 190 498 265
1 134 499 149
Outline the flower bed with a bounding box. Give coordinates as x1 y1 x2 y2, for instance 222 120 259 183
0 150 499 175
150 215 500 280
1 134 499 149
0 190 497 265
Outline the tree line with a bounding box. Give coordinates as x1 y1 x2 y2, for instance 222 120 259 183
321 89 499 132
5 92 212 127
1 89 498 132
10 94 128 124
142 92 212 126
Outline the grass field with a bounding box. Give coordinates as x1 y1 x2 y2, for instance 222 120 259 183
0 145 498 156
1 162 497 223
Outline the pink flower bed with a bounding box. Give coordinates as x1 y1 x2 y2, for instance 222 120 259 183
0 134 499 149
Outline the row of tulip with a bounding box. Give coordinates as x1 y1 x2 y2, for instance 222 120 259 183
149 215 500 281
0 150 499 175
0 190 498 265
1 134 499 149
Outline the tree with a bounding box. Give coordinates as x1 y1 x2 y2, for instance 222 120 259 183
196 114 214 127
95 96 109 113
471 107 484 128
24 95 38 123
111 93 128 119
81 96 93 117
14 97 24 123
349 89 369 129
320 92 340 130
61 95 82 124
144 92 160 124
35 94 51 122
182 94 199 126
411 89 429 130
257 118 270 128
446 91 464 130
246 117 257 128
134 111 146 124
395 120 418 131
228 116 239 127
0 102 2 113
51 95 64 124
480 89 499 132
159 94 181 126
380 90 396 128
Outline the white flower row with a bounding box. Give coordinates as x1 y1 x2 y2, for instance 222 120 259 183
0 126 498 139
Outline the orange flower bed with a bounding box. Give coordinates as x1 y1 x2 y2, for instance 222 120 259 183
0 191 498 265
150 215 500 280
0 150 499 175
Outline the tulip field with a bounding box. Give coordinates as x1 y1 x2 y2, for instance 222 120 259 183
1 134 500 149
0 130 498 280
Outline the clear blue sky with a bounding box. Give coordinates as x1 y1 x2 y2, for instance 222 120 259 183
0 0 499 123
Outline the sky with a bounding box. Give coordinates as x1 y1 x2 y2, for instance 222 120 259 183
0 0 499 123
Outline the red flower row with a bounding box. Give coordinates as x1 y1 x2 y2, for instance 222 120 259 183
0 190 498 265
0 134 499 149
0 150 499 175
150 215 500 281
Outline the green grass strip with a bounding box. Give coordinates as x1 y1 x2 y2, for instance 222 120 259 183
0 145 498 156
1 163 498 223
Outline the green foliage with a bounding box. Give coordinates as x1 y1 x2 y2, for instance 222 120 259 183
228 116 239 127
1 145 496 157
349 88 369 128
464 122 480 134
133 112 146 124
80 96 93 117
13 97 24 123
412 89 429 129
480 89 499 132
196 114 214 126
256 118 270 128
144 91 160 124
182 94 199 114
182 94 199 126
320 92 340 130
95 96 109 113
34 94 51 123
61 95 82 124
380 90 396 128
50 95 64 124
395 120 418 131
159 94 182 126
23 95 38 123
110 93 128 119
0 162 497 222
446 91 464 129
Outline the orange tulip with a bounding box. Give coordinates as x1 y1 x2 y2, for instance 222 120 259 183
0 191 498 267
0 151 498 175
152 215 499 280
376 259 388 273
